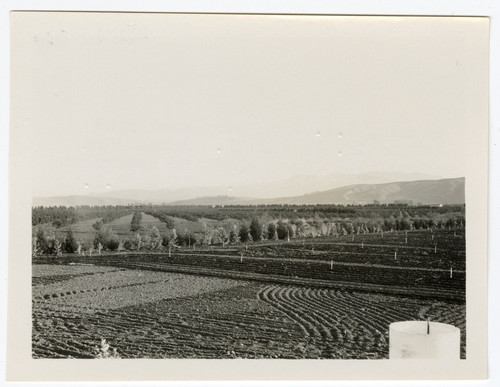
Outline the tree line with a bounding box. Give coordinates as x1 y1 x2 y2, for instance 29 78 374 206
33 203 465 228
32 213 465 257
32 204 465 256
32 205 134 228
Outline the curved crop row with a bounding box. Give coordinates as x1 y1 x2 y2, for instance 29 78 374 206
257 285 466 359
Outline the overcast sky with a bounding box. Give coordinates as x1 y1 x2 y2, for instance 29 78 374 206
11 13 488 197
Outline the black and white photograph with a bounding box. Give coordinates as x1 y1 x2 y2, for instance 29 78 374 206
6 9 490 382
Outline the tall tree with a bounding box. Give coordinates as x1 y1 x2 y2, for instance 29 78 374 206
239 223 251 243
63 229 79 253
130 211 143 232
249 218 263 242
34 228 49 254
276 220 288 240
267 223 278 240
149 226 162 250
229 226 239 244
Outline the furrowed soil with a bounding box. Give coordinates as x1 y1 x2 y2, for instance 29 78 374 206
35 229 465 302
32 263 466 359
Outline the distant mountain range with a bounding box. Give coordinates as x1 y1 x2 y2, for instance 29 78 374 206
82 171 439 203
33 176 464 207
169 178 464 206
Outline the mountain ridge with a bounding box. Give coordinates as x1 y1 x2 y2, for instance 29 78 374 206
33 177 464 207
170 177 464 206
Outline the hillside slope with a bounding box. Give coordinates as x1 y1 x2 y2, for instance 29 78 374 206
261 177 465 205
169 178 465 206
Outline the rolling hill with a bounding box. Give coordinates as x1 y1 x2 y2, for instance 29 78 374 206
165 178 464 206
254 177 465 205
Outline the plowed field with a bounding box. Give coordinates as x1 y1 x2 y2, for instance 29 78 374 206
32 264 465 359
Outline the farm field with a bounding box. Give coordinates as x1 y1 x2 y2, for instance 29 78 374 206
186 229 465 270
32 226 466 359
34 229 465 302
32 212 171 245
32 264 465 359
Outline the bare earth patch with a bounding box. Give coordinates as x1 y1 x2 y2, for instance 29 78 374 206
33 266 247 311
32 264 465 359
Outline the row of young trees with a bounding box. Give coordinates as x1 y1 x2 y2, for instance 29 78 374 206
32 205 466 256
172 213 465 247
32 229 79 256
32 204 465 231
32 207 80 228
136 203 465 223
141 212 465 249
32 206 133 228
33 213 466 257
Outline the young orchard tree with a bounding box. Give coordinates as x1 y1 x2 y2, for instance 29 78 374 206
106 238 120 251
229 225 239 244
161 228 177 248
239 223 251 243
130 211 143 232
94 224 119 252
53 238 62 256
63 229 79 253
123 239 134 251
142 233 152 249
276 220 288 240
94 226 110 250
260 224 268 241
160 233 169 248
218 228 229 247
149 226 162 250
202 228 214 246
45 233 61 256
267 223 278 241
35 228 49 255
329 222 338 237
200 224 213 245
249 218 263 242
